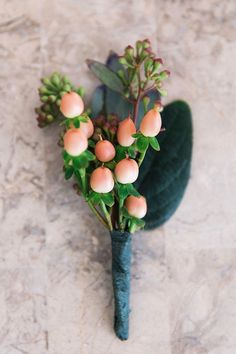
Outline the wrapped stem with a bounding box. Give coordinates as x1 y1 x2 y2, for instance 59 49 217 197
110 230 132 340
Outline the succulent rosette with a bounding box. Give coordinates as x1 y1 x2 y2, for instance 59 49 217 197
35 39 192 340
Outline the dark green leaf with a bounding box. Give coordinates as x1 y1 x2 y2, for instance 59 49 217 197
86 59 124 94
115 145 127 162
128 145 136 158
64 165 74 180
73 155 88 169
135 100 193 229
73 118 80 128
149 137 160 151
136 136 149 153
91 85 105 118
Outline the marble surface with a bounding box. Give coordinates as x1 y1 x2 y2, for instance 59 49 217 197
0 0 236 353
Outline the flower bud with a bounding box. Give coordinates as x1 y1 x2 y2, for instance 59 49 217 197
140 108 162 137
125 195 147 218
63 128 88 156
60 92 84 118
117 117 136 147
90 166 114 193
79 118 94 138
115 157 139 184
95 140 116 162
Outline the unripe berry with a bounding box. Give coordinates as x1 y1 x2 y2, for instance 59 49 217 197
90 166 114 193
63 128 88 156
140 108 162 137
79 118 94 138
125 195 147 218
115 157 139 184
117 117 136 147
60 92 84 118
95 140 116 162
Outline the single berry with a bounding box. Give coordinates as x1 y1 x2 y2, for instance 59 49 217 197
125 195 147 218
140 108 162 137
115 157 139 184
90 166 114 193
95 140 116 162
117 116 136 147
60 92 84 118
63 128 88 156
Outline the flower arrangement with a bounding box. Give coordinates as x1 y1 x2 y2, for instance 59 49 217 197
35 39 192 340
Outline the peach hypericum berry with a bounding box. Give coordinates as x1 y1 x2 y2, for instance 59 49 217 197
79 118 94 138
125 195 147 218
90 166 114 193
60 92 84 118
95 139 116 162
117 116 136 147
140 108 162 137
115 157 139 184
63 128 88 156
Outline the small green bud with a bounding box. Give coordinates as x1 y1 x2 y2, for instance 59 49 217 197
60 91 67 98
77 87 85 98
158 70 170 80
143 96 150 112
56 99 61 106
40 95 48 103
51 72 61 87
43 104 51 112
118 56 128 65
46 114 54 123
39 86 51 95
142 38 151 49
63 84 71 92
41 77 51 86
48 95 57 103
144 58 153 76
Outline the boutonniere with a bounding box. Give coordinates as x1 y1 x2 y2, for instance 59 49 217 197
35 39 192 340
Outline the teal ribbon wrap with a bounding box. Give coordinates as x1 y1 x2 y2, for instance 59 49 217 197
110 230 132 340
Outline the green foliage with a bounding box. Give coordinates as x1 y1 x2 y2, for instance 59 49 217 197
88 191 114 207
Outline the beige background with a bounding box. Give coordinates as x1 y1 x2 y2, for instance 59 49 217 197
0 0 236 353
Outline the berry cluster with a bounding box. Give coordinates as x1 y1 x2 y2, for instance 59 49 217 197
60 91 162 233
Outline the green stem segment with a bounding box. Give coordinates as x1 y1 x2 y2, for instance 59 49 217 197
100 200 113 231
138 146 148 166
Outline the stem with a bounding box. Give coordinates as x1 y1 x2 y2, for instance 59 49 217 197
100 200 113 231
129 220 136 233
138 146 148 166
133 67 142 126
88 200 109 229
78 168 87 194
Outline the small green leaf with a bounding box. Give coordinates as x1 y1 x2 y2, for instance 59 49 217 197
101 193 114 207
115 145 127 162
85 150 96 161
127 184 140 197
149 137 160 151
88 191 101 205
64 165 74 180
86 59 124 94
73 118 80 128
88 139 95 148
128 145 136 158
105 160 116 170
132 133 141 138
73 154 88 169
79 116 88 123
136 136 149 153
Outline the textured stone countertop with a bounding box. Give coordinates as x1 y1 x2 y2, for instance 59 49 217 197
0 1 236 353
